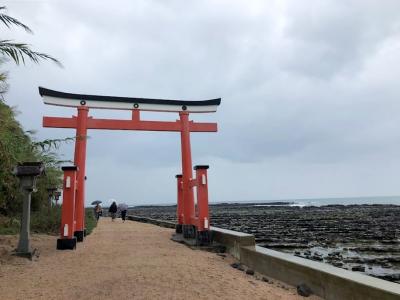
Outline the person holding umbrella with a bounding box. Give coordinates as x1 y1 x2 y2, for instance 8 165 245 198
118 203 129 222
91 200 102 221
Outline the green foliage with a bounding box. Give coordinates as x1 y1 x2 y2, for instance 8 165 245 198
0 6 32 33
0 6 66 235
0 40 61 66
0 85 67 233
0 102 33 214
0 215 20 234
31 206 61 234
0 101 65 216
85 208 98 236
33 137 75 153
0 207 99 236
0 206 62 235
0 6 61 66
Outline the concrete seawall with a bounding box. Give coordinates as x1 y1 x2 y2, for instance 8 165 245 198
127 215 175 228
241 246 400 300
210 226 255 259
127 215 400 300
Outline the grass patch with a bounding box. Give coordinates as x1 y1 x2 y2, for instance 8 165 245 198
85 208 97 236
31 206 61 234
0 206 61 235
0 215 20 235
0 207 98 236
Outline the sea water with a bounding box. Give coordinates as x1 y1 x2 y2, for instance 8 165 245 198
216 195 400 207
285 195 400 207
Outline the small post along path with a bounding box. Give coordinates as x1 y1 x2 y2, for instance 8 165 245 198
0 219 321 300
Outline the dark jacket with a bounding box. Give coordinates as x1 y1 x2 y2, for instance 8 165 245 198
109 202 117 213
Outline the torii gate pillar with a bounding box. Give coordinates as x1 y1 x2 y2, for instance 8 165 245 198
179 112 196 238
73 106 88 241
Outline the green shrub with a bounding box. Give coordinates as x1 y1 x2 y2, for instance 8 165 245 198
30 206 61 234
0 206 61 236
0 215 20 234
0 206 100 236
85 208 97 236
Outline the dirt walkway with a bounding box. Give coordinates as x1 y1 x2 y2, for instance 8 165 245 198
0 219 321 299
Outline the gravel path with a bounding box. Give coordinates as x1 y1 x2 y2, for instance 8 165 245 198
0 218 321 299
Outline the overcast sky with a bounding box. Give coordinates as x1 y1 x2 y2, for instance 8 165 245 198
3 0 400 206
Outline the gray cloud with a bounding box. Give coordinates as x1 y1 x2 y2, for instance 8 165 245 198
282 0 400 78
3 0 400 204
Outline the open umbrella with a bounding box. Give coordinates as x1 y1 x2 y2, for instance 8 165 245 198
118 203 128 211
91 200 102 205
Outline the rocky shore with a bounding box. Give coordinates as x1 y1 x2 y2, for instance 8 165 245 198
131 203 400 283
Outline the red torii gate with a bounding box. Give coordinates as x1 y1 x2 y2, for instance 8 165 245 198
39 87 220 249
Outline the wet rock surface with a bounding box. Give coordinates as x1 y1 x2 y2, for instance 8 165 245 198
130 204 400 283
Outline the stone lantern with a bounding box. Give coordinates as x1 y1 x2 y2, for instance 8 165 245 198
54 190 62 206
13 162 45 257
46 187 58 209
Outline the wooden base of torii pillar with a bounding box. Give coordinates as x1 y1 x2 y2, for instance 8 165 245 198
39 87 221 246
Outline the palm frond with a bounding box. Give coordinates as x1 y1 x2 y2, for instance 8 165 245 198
32 137 75 152
25 129 37 135
0 6 33 33
0 72 7 81
0 40 62 66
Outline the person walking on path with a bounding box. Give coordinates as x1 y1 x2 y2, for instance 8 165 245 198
118 203 128 222
94 203 102 221
109 201 118 221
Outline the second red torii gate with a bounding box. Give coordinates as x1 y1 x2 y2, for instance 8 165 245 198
39 87 220 248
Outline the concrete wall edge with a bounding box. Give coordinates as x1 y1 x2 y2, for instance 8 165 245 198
126 215 400 299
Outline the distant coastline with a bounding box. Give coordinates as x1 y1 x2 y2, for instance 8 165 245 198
132 195 400 208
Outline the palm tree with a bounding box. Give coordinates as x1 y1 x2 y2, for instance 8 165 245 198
0 6 61 66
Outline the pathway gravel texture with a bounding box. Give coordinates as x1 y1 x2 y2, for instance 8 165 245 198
0 218 322 299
